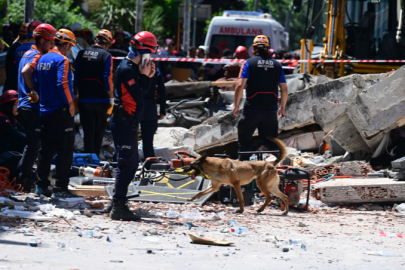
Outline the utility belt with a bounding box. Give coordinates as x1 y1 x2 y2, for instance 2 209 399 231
113 104 138 128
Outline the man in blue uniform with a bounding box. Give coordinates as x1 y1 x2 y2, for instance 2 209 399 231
140 66 166 169
74 29 114 157
35 29 77 198
14 21 43 69
233 35 288 161
17 23 56 193
107 31 157 221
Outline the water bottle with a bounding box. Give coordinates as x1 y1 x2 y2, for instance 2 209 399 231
231 227 249 235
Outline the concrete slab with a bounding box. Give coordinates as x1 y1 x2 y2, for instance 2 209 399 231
313 177 405 203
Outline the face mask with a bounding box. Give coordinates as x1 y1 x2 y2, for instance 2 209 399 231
127 49 138 59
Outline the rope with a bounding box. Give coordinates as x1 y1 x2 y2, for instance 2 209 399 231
0 167 23 196
170 129 186 147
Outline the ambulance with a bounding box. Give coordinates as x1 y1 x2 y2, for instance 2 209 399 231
204 11 288 57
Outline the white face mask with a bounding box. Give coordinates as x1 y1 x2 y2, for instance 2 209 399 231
141 53 151 67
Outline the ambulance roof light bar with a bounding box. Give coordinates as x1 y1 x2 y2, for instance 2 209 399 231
223 11 272 19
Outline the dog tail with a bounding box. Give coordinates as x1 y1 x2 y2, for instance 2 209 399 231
267 137 287 166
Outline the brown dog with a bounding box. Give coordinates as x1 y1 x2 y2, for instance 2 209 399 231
186 138 289 215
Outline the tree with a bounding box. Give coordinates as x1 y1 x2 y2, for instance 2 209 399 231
244 0 309 51
142 6 165 40
0 0 97 32
95 0 137 31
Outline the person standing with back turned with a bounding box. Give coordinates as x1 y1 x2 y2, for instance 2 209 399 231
74 29 114 157
233 35 288 161
35 29 78 198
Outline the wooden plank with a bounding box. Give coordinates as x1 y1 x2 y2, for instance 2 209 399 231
210 81 238 86
74 185 106 190
69 187 108 197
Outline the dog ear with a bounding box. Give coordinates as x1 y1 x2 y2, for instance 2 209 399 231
199 152 208 161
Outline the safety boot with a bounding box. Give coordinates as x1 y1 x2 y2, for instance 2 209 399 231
110 204 141 221
104 201 113 213
51 188 79 198
34 187 52 197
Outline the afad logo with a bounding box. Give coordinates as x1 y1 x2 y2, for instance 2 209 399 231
218 27 264 35
37 62 52 70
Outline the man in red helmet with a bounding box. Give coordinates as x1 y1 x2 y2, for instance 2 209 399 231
83 29 94 46
110 29 128 52
74 29 114 157
106 31 156 221
4 23 28 91
234 46 249 59
35 29 77 198
17 23 56 194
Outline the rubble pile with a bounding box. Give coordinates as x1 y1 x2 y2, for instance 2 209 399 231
305 161 375 180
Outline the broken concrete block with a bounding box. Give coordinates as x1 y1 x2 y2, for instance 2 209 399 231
182 111 239 149
283 131 324 151
348 66 405 141
313 177 405 204
165 81 211 99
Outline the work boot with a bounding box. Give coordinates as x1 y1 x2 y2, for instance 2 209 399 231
110 204 141 221
51 188 79 198
34 187 52 197
104 201 113 213
19 175 34 193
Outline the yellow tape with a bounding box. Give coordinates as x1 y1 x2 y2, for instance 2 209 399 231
139 190 198 200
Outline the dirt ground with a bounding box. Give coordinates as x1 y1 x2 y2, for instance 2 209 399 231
1 200 405 270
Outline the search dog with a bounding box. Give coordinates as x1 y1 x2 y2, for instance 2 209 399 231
186 138 289 215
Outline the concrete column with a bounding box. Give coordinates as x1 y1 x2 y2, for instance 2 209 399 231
24 0 34 23
135 0 143 34
183 0 191 53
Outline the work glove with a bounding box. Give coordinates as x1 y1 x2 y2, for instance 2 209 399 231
27 91 39 103
107 98 114 115
74 95 79 112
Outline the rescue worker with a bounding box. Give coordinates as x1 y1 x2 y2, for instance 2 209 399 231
233 35 288 161
17 23 56 193
140 65 166 169
4 23 28 91
35 29 77 198
234 46 248 59
107 31 157 221
74 29 114 157
14 21 43 69
110 29 128 52
0 90 26 155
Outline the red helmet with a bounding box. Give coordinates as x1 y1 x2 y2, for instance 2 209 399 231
1 90 18 105
84 29 93 36
131 31 158 53
114 29 125 37
27 21 43 37
235 46 248 58
33 24 57 41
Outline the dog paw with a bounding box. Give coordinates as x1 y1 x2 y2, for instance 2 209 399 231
186 198 194 202
235 209 244 214
257 208 264 213
282 211 288 216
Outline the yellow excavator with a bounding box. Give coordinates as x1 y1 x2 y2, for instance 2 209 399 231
299 0 405 78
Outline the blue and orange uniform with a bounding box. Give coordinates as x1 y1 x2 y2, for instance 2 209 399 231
73 44 113 156
140 67 166 168
0 111 26 154
111 57 150 206
34 47 75 191
15 42 35 70
16 45 43 183
237 52 286 161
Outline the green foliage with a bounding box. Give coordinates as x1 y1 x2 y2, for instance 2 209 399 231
95 0 137 31
0 0 98 33
142 6 165 40
244 0 308 50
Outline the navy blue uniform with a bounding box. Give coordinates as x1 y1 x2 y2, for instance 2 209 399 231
4 42 22 91
0 111 26 154
237 52 286 161
111 58 149 205
140 67 166 168
74 45 114 156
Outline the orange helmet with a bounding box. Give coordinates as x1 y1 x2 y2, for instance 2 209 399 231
253 35 270 47
96 29 113 43
55 29 76 46
33 24 57 41
19 23 28 36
